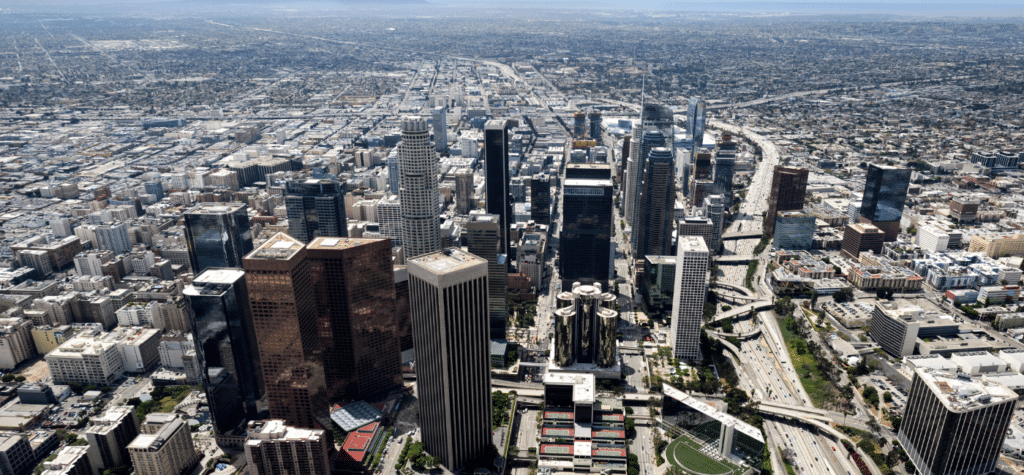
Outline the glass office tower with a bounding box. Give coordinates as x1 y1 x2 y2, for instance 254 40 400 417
183 203 253 274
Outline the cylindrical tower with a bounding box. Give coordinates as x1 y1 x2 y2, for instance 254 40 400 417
553 307 575 367
596 308 618 368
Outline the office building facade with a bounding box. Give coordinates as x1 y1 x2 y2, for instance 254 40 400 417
85 406 140 473
432 107 448 153
408 249 492 471
560 173 613 290
397 116 442 259
464 213 509 340
306 237 402 401
184 268 264 436
634 147 675 258
773 211 815 250
840 223 885 260
627 130 667 248
128 413 200 475
765 167 809 236
484 119 513 258
670 236 709 360
184 203 253 274
454 168 474 215
860 164 911 242
243 233 329 430
284 179 349 244
530 173 551 226
898 368 1015 475
244 420 331 475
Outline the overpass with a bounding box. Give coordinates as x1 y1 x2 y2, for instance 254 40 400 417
715 255 756 265
706 327 761 341
722 231 763 240
711 301 774 323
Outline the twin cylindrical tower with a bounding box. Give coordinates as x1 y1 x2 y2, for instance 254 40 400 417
553 282 618 368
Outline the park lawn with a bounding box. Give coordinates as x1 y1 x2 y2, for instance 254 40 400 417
777 320 831 408
667 436 744 475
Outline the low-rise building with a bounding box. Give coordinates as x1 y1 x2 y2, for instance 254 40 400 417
869 302 960 357
539 373 629 474
39 445 94 475
244 420 331 475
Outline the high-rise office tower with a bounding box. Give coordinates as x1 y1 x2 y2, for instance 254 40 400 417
573 112 586 139
677 217 715 260
713 135 737 205
530 173 551 226
560 167 614 290
765 167 809 236
408 249 492 471
552 282 618 368
243 233 328 430
633 147 675 258
432 107 448 153
388 156 401 195
454 168 474 215
627 130 667 247
484 119 513 259
306 237 402 401
394 266 413 352
687 97 706 149
465 213 508 340
619 134 631 185
588 110 603 143
184 203 254 274
703 195 725 254
898 367 1015 475
670 236 709 360
859 164 912 242
284 179 349 244
773 211 816 250
398 116 442 259
184 269 265 437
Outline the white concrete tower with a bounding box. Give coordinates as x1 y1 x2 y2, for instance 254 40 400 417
398 116 442 259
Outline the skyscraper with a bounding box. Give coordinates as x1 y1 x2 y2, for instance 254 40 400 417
408 249 492 471
484 119 513 258
898 367 1015 475
284 179 349 244
306 237 402 401
432 107 448 153
560 169 614 290
687 98 706 149
765 167 809 236
243 233 328 430
626 130 666 247
713 135 737 205
633 147 675 258
530 173 551 226
454 168 474 215
184 203 254 274
184 269 265 437
703 195 725 255
465 213 508 340
859 164 912 242
398 116 442 259
588 110 603 143
670 236 709 360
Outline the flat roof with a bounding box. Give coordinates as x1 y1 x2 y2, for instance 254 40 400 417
916 367 1017 413
247 232 304 261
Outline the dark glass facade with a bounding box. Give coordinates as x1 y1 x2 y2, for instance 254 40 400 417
861 165 911 223
560 173 613 290
307 237 402 402
464 214 508 340
530 174 551 226
184 203 254 274
185 269 265 436
765 167 809 235
484 120 512 258
243 233 329 430
634 147 675 258
284 179 349 243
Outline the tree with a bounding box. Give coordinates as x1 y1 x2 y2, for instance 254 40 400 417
810 290 819 309
832 287 854 303
0 374 13 382
624 417 635 432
